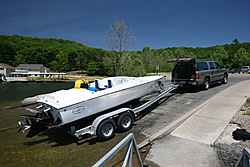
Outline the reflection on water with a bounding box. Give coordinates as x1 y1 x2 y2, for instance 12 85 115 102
0 105 145 166
0 82 74 107
0 82 147 166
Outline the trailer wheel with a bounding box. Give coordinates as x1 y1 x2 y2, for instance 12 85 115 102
97 119 116 141
117 112 133 132
203 78 210 90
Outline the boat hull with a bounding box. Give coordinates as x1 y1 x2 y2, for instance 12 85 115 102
37 76 162 126
59 79 158 125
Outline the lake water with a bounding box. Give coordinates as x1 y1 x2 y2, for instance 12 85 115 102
0 82 74 108
0 82 147 166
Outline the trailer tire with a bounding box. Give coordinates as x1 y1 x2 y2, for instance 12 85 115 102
117 112 133 132
97 119 116 141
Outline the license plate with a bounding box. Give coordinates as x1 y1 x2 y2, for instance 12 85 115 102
181 81 186 84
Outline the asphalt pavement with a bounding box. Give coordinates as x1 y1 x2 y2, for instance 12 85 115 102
142 79 250 167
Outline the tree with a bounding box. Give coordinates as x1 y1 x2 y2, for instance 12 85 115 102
103 20 137 75
50 51 69 72
158 49 175 72
232 48 250 68
142 46 153 72
151 49 160 73
88 61 100 75
0 40 16 65
122 52 146 76
210 45 229 67
233 38 240 45
103 51 117 76
174 47 186 58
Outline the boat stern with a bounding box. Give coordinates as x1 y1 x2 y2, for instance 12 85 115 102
17 103 62 137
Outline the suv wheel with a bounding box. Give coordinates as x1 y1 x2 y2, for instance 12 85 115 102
203 78 209 90
222 74 228 84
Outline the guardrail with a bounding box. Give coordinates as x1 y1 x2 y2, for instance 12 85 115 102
235 148 250 167
93 133 143 167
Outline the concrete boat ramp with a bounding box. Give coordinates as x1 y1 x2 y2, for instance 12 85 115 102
142 80 250 167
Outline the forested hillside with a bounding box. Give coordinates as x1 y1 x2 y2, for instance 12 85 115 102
1 35 250 76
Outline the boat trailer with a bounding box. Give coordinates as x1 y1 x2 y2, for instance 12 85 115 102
68 76 179 140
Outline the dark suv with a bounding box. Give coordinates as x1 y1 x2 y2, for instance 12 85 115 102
167 58 228 90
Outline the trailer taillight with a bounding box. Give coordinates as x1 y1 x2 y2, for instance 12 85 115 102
196 73 199 79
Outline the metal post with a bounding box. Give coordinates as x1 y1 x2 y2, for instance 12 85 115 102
93 133 143 167
235 148 250 167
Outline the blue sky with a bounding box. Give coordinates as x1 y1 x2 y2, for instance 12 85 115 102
1 0 249 51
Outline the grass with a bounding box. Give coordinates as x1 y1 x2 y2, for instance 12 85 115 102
243 98 250 115
246 98 250 105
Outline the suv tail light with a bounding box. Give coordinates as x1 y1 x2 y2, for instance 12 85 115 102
196 73 199 79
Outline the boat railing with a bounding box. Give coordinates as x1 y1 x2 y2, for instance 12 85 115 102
235 148 250 167
92 133 143 167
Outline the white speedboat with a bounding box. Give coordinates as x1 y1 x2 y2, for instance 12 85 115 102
18 76 163 137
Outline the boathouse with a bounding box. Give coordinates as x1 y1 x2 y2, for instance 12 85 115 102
8 64 66 81
14 64 49 77
0 63 15 77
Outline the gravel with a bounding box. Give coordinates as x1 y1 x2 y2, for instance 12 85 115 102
214 104 250 167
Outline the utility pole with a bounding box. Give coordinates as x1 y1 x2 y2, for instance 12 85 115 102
78 57 80 76
180 47 183 58
114 57 116 76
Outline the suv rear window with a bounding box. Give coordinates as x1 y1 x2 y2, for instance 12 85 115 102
197 62 208 71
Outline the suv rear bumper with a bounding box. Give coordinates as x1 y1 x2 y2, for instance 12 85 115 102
171 79 203 86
